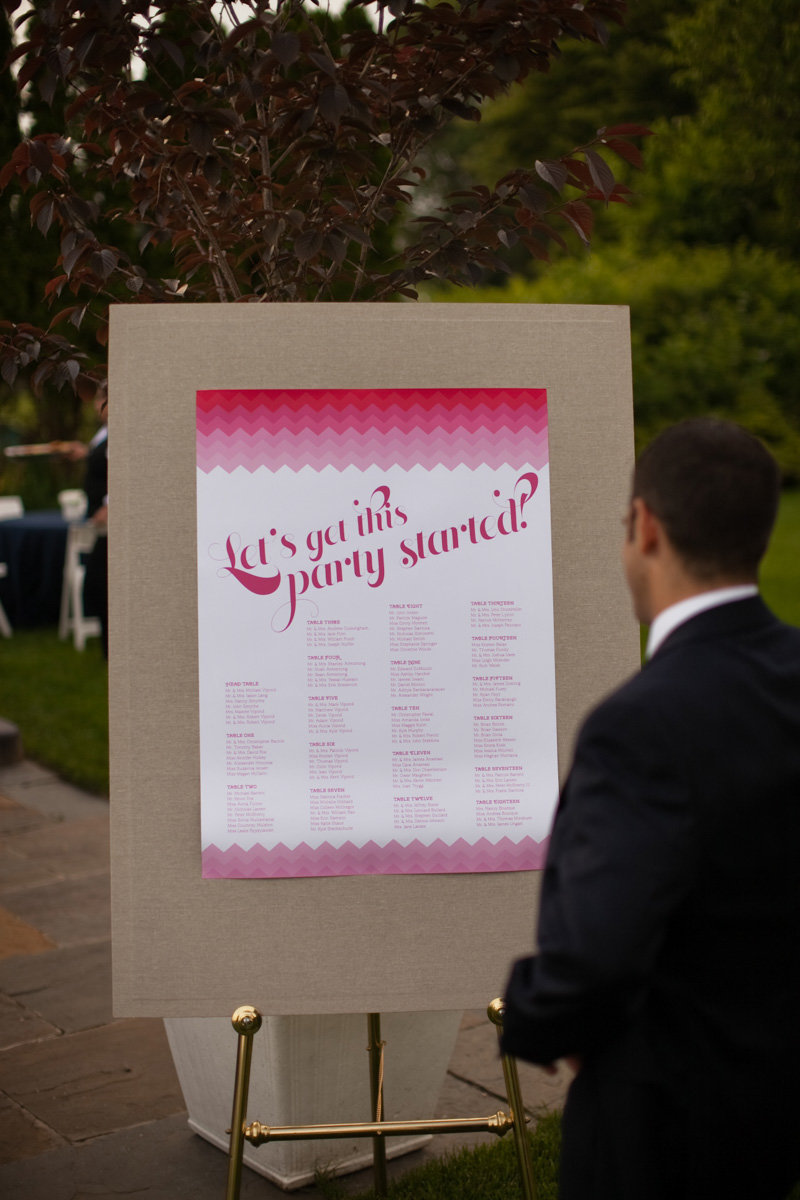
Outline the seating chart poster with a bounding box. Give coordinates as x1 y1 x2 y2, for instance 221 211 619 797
196 387 557 879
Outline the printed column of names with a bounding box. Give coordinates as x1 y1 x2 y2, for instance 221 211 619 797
389 603 448 832
224 681 279 836
471 600 531 830
306 620 367 833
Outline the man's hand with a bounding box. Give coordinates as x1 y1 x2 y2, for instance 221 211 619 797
543 1056 582 1077
61 441 88 462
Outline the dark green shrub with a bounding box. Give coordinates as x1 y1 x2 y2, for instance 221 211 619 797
435 245 800 480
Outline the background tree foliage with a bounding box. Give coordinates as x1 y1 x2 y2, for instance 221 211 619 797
422 0 691 216
433 0 800 477
0 6 89 500
0 0 646 413
8 0 792 488
636 0 800 255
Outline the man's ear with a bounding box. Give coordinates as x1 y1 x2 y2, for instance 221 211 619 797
633 498 661 555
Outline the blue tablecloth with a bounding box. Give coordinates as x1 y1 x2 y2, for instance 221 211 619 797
0 510 69 628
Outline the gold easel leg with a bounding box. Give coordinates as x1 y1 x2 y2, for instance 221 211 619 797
225 1006 263 1200
367 1013 388 1196
488 999 537 1200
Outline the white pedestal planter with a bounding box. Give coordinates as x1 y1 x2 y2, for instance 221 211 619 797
164 1010 463 1190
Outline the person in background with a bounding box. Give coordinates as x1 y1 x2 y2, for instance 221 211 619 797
82 384 108 657
502 418 800 1200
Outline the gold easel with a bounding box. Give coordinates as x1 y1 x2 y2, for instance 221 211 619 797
225 998 536 1200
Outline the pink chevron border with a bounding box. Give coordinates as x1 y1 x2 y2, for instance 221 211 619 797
197 387 548 474
201 835 548 878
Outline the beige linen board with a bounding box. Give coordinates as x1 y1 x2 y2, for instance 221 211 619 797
109 302 639 1017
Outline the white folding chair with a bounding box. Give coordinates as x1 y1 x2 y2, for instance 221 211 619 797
0 497 25 632
0 496 24 520
58 522 102 650
57 489 88 521
0 498 24 633
0 564 11 637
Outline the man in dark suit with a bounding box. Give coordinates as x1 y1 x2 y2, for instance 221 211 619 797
502 418 800 1200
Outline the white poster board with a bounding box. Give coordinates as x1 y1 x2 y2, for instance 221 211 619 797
109 303 639 1016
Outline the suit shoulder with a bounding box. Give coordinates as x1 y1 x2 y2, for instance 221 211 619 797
582 614 800 738
577 669 667 747
768 616 800 648
578 653 710 747
584 662 671 717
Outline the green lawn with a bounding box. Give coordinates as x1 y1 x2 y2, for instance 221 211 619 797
761 488 800 626
0 629 109 794
316 1115 561 1200
318 1107 800 1200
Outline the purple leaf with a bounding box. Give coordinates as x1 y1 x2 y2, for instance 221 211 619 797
535 160 568 193
319 85 350 127
35 198 55 236
271 32 300 66
585 150 615 201
295 230 324 262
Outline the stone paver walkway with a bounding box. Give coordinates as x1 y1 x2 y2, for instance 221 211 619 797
0 759 569 1200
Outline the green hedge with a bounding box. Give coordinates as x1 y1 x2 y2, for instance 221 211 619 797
434 244 800 480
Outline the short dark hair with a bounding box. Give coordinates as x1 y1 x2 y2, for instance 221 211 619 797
632 418 781 580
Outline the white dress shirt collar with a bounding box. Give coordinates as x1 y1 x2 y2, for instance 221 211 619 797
645 585 759 659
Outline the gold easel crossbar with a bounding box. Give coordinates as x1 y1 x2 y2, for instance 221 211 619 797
225 1000 537 1200
245 1110 515 1143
